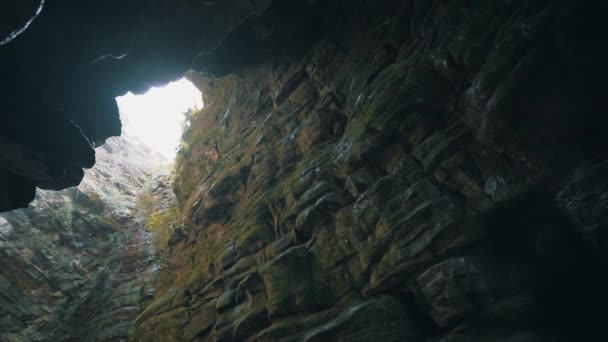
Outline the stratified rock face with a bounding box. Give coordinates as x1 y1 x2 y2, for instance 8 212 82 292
0 136 168 341
136 1 608 341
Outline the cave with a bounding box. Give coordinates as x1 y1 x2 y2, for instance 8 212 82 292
116 78 203 160
1 1 608 341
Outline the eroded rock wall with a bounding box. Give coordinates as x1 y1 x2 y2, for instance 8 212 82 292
0 136 168 341
136 1 608 341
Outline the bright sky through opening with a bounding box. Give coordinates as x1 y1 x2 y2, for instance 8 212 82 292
115 78 203 160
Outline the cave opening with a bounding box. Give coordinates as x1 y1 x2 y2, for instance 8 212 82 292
115 77 203 162
0 77 205 340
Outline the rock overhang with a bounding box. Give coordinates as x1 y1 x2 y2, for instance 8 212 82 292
0 0 331 211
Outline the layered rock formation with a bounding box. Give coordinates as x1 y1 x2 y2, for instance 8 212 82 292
0 136 168 341
134 1 608 341
1 0 607 341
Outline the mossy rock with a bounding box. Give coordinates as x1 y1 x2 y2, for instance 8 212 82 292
183 304 217 340
236 223 275 258
261 245 314 318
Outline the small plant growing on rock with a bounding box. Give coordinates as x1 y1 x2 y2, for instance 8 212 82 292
135 190 180 262
146 206 179 259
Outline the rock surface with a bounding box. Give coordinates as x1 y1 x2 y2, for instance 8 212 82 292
135 1 608 341
0 136 168 341
0 1 607 341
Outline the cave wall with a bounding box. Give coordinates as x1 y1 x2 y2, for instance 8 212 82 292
135 0 608 341
2 0 608 341
0 136 168 341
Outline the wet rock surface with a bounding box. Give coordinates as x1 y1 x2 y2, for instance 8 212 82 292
136 1 608 341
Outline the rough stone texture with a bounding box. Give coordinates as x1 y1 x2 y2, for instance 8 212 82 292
134 1 608 341
1 0 607 341
0 135 168 341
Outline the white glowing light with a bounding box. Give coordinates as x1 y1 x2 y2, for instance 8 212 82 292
115 78 203 160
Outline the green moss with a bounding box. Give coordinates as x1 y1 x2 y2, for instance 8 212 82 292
236 224 275 255
146 207 180 259
52 201 74 227
180 182 195 197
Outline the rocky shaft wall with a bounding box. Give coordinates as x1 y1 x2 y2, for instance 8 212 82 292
136 1 608 341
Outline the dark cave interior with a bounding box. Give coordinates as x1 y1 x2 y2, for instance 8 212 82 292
2 1 608 341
